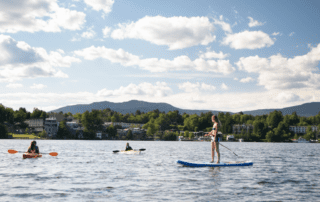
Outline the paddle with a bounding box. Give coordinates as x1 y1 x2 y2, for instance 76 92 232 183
113 148 146 153
218 143 239 157
8 149 58 156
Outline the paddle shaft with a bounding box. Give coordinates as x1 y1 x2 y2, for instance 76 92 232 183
8 150 58 156
113 148 146 153
219 143 239 157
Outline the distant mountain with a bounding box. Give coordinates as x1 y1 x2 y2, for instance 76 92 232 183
241 102 320 117
49 100 226 115
49 100 320 117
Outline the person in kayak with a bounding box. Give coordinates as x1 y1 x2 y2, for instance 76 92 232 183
125 143 133 151
205 115 220 163
27 140 40 154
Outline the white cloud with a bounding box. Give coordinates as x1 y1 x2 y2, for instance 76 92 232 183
81 27 96 39
111 15 216 50
272 32 279 36
75 46 235 74
222 30 275 49
30 83 47 89
6 83 23 88
236 43 320 90
274 92 302 103
200 48 229 59
0 34 80 82
289 32 295 37
248 17 265 27
97 82 173 97
212 15 232 33
83 0 114 14
178 82 216 93
0 0 86 33
221 83 228 90
240 77 254 83
74 46 140 66
102 26 111 38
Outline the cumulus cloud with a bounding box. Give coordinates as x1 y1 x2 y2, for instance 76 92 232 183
6 83 23 88
240 77 254 83
248 17 265 27
97 82 173 97
75 46 235 74
274 92 302 103
236 43 320 90
222 30 275 49
200 48 229 59
30 83 47 89
102 26 111 38
289 32 295 37
212 15 232 33
221 83 228 90
272 32 279 36
0 35 80 82
0 0 86 33
178 82 216 93
111 15 216 50
81 27 96 39
83 0 114 14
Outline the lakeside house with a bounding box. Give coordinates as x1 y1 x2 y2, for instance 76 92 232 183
289 126 318 134
232 124 254 134
105 122 145 129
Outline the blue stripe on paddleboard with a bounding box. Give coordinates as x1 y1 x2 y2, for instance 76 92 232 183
176 160 253 167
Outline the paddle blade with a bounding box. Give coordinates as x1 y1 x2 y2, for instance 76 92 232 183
8 149 18 154
139 148 146 151
113 150 119 153
49 152 58 156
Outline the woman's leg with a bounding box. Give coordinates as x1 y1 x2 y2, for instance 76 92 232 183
215 142 220 163
211 141 215 162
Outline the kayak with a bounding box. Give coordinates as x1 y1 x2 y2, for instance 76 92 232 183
23 153 42 159
177 160 253 167
120 150 141 154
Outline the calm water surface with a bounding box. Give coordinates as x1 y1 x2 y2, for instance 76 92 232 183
0 140 319 201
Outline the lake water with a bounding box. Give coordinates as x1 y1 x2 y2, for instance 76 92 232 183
1 140 319 201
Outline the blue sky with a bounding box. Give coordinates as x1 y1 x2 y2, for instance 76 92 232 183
1 0 320 113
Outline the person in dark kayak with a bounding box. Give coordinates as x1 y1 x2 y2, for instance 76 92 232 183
125 143 133 151
205 115 220 163
27 140 40 154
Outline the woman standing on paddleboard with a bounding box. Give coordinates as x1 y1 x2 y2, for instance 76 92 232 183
205 115 220 163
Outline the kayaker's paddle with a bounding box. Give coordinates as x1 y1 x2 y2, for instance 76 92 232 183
113 148 146 153
8 149 58 156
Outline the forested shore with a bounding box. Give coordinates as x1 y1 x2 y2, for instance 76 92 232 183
1 104 320 142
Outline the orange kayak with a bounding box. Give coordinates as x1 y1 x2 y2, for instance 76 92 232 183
23 153 42 159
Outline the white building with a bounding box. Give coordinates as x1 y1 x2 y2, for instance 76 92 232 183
105 122 145 129
289 126 318 134
44 117 58 138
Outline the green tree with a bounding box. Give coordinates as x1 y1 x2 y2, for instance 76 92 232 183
267 110 283 129
39 130 47 138
266 131 274 142
0 105 6 123
126 130 133 140
146 127 154 138
0 124 8 138
57 121 70 139
189 132 195 139
5 108 14 124
163 131 176 141
304 126 314 141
